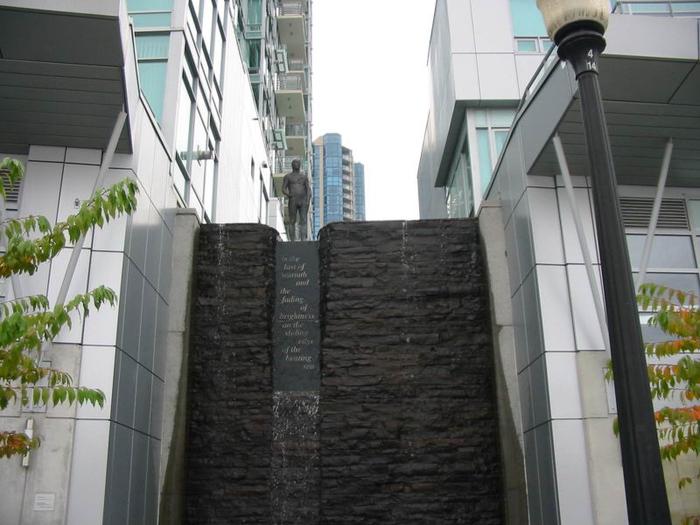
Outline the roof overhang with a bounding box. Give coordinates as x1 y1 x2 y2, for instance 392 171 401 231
0 1 132 154
496 14 700 191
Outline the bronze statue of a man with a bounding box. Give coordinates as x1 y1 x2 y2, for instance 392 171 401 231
282 159 311 241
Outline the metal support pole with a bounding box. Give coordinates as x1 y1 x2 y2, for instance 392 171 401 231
40 110 126 360
637 139 674 288
54 110 126 308
556 28 671 524
552 134 609 354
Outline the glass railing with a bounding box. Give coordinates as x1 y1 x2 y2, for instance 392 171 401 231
277 72 305 91
612 1 700 15
285 123 306 136
279 2 305 16
275 156 308 173
288 58 306 71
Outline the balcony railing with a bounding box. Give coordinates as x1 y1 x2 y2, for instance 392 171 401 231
277 72 305 91
279 2 305 16
276 156 307 173
288 58 306 71
286 123 306 137
245 22 262 39
612 1 700 15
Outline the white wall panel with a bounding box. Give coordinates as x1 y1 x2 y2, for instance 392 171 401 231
76 346 116 420
476 54 520 101
57 163 100 249
446 0 475 53
28 145 65 163
516 54 545 96
66 420 110 525
557 186 600 265
528 188 564 264
471 0 514 52
536 265 575 351
551 419 595 525
21 161 63 224
83 251 124 347
65 148 101 165
452 53 481 100
48 248 91 344
567 264 607 351
545 352 583 419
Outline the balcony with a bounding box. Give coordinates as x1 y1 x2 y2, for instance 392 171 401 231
245 21 262 39
277 1 306 60
285 123 306 156
288 58 306 71
275 72 306 118
277 71 306 91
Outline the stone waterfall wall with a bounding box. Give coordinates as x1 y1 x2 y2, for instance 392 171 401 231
318 220 503 524
185 224 277 523
185 219 504 524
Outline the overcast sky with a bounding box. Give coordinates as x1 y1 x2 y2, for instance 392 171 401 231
311 0 437 221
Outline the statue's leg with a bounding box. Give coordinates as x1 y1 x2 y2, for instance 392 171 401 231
287 197 297 241
298 200 309 241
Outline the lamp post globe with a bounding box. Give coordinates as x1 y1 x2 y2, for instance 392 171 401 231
536 0 609 42
535 1 672 524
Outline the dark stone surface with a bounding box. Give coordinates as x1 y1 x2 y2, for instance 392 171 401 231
271 391 320 524
185 219 503 525
271 241 321 523
185 224 277 524
318 220 503 525
273 242 320 391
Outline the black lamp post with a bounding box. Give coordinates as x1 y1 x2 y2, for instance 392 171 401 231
535 1 671 523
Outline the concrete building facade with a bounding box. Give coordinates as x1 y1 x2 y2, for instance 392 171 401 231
0 0 311 523
311 133 366 238
418 1 700 523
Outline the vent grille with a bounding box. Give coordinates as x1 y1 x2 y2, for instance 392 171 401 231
0 169 21 206
620 197 689 229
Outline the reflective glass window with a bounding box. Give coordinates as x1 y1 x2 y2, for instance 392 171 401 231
138 61 167 121
626 234 696 269
202 0 215 51
509 0 547 36
672 2 700 12
190 114 209 200
131 13 171 27
630 2 670 12
516 38 538 52
477 129 492 195
176 78 194 168
128 0 172 10
494 130 509 158
136 34 170 59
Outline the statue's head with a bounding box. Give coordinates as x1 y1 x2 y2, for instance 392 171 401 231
291 159 301 171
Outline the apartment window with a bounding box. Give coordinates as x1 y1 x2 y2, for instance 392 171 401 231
135 33 170 122
509 0 547 37
127 0 172 27
446 152 472 219
515 36 552 53
473 109 516 197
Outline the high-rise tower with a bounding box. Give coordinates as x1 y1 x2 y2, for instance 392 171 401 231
312 133 366 238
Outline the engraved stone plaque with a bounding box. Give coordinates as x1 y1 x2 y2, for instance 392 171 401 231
272 242 320 391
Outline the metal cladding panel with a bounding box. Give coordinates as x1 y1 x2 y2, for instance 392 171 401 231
0 6 131 153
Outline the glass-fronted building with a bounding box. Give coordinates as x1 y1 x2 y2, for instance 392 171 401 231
418 1 700 524
312 133 366 238
354 162 366 221
0 0 312 522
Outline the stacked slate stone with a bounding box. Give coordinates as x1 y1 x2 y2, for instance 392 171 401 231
318 220 503 525
185 224 277 524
